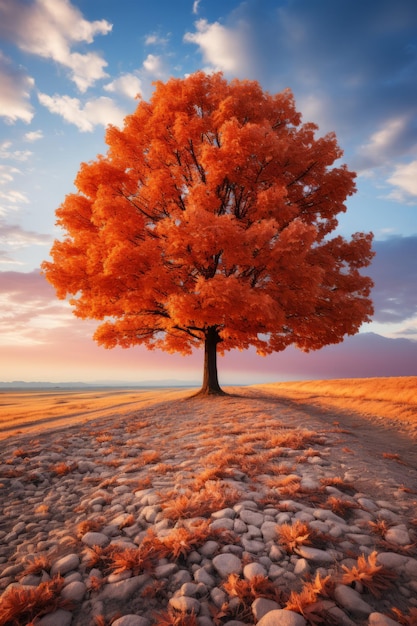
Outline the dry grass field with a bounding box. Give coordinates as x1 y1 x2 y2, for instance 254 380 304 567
0 376 415 441
251 376 417 427
0 387 189 439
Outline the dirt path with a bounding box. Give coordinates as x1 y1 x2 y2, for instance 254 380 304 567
2 385 417 505
236 386 417 504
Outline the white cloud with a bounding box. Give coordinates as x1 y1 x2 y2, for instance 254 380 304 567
0 0 112 92
184 18 249 74
24 130 44 142
142 54 169 78
0 224 51 266
356 116 414 171
38 92 126 132
0 141 33 162
65 51 110 93
104 73 142 99
0 190 29 204
0 165 21 185
192 0 201 15
145 33 169 46
387 160 417 202
0 53 34 123
0 189 29 216
0 223 51 247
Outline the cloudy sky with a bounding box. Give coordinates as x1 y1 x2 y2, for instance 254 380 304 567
0 0 416 385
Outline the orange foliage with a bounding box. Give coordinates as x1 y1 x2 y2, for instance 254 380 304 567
42 72 373 389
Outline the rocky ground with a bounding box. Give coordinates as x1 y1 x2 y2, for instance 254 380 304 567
0 389 417 626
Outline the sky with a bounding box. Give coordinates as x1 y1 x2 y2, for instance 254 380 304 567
0 0 416 386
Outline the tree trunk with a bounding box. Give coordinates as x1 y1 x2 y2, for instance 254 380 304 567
198 326 225 395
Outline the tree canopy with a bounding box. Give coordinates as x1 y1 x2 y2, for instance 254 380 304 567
42 72 374 394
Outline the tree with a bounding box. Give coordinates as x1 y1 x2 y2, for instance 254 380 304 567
42 72 374 395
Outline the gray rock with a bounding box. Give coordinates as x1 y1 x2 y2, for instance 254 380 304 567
257 609 307 626
51 553 80 577
112 617 151 626
376 552 408 569
243 562 267 580
169 595 201 614
241 537 265 553
200 540 220 557
368 613 401 626
154 563 178 578
99 574 150 601
212 508 236 519
212 553 243 578
239 509 264 527
180 582 199 596
36 609 72 626
60 580 86 603
404 557 417 576
211 518 235 531
327 606 357 626
333 585 373 617
210 586 227 608
385 525 411 546
293 558 310 576
81 531 110 547
251 597 281 620
295 547 333 563
261 521 278 542
234 519 248 533
269 545 284 562
194 567 216 587
140 505 161 523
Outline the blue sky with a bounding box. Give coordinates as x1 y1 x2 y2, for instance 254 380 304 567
0 0 416 384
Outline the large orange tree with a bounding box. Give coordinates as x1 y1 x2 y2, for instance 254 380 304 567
42 72 374 394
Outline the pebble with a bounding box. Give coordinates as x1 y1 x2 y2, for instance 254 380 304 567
252 597 281 620
1 397 416 625
212 553 243 578
334 584 374 617
257 609 307 626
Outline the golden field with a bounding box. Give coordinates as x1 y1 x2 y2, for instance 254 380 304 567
252 376 417 425
0 376 416 440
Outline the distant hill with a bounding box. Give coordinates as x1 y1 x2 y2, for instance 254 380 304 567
0 380 198 389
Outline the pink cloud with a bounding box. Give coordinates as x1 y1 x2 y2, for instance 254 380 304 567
1 269 416 384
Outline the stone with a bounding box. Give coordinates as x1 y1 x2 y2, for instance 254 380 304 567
112 617 151 626
194 567 216 587
333 585 373 617
385 525 411 546
239 509 264 527
213 553 243 578
211 518 235 531
211 508 236 519
261 521 278 542
99 575 150 601
257 609 307 626
251 597 281 620
60 580 86 603
81 531 110 548
169 595 201 614
368 613 401 626
154 563 178 578
376 552 408 569
293 558 310 576
241 537 265 553
51 553 80 577
243 562 267 580
295 547 333 563
36 609 72 626
200 541 220 557
210 586 227 608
